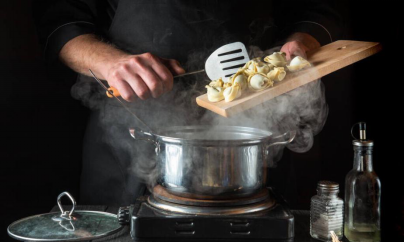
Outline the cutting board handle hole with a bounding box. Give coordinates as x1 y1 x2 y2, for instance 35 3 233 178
337 46 347 50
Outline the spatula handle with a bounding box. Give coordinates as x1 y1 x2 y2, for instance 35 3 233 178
174 69 205 78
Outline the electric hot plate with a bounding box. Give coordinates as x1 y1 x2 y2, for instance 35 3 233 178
118 186 294 241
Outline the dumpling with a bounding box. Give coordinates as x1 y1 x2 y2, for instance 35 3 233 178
248 73 274 91
223 82 233 88
242 60 257 76
208 77 224 87
267 67 286 82
206 85 225 102
230 70 248 90
223 82 241 102
256 62 273 75
287 56 311 72
264 52 287 67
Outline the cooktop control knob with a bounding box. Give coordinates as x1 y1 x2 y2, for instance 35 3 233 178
118 206 131 225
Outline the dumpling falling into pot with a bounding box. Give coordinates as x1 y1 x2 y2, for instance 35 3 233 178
287 56 311 72
248 73 274 91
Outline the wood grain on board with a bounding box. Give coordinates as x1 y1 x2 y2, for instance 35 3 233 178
196 40 382 117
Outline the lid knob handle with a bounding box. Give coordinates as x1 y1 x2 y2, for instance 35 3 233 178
56 192 76 220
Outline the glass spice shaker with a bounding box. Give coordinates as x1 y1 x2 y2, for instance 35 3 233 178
344 122 381 242
310 181 344 241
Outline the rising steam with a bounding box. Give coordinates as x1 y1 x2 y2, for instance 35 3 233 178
71 45 328 194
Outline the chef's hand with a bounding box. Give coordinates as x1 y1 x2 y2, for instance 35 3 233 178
104 53 185 101
280 32 320 60
59 34 186 102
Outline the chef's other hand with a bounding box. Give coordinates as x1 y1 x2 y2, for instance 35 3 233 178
280 32 320 60
105 53 185 102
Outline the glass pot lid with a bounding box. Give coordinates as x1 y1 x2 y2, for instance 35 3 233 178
7 192 122 241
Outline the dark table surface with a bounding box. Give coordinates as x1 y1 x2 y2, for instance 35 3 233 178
48 205 347 242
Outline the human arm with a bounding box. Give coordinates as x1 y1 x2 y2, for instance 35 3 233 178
276 0 343 60
33 0 184 102
59 34 184 101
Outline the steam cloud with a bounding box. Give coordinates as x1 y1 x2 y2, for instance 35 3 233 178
71 45 328 194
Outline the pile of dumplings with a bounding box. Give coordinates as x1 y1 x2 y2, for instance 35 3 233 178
205 52 311 102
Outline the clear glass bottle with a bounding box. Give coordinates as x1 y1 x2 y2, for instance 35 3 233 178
344 122 381 242
310 181 344 241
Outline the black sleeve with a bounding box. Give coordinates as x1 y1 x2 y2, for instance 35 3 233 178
33 0 105 62
275 0 343 46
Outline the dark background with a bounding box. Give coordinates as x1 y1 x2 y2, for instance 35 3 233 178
1 1 403 241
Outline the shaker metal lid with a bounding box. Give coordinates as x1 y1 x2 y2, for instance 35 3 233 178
317 180 339 191
7 192 122 241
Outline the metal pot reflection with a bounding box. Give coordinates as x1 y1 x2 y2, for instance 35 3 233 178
129 126 295 199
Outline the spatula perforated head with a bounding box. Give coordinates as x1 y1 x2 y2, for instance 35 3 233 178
205 42 250 81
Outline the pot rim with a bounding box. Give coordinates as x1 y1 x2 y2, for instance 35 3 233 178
153 125 273 145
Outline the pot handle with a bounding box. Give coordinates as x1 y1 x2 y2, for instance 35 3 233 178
266 130 296 148
129 128 158 146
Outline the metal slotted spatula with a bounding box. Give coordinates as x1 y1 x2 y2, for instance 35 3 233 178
175 42 250 81
91 43 250 103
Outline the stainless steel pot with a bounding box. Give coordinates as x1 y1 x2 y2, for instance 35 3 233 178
129 126 295 199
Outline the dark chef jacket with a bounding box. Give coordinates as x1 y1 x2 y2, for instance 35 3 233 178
34 0 342 206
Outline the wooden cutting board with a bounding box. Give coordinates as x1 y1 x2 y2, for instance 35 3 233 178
196 40 382 117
